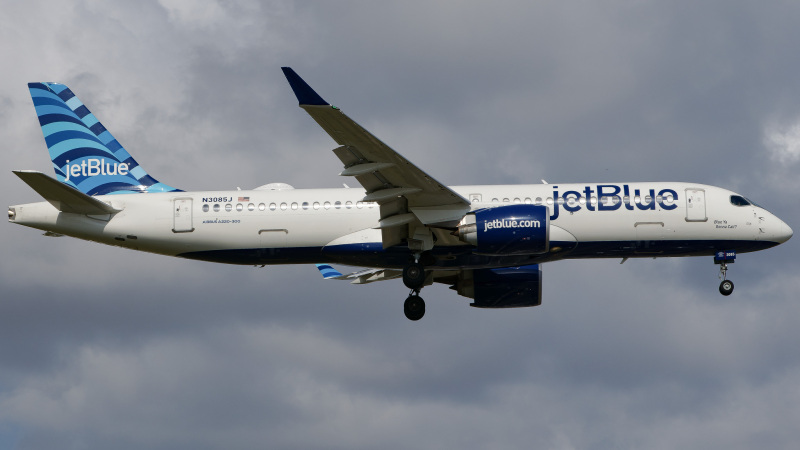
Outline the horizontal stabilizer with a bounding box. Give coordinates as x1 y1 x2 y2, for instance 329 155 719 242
314 264 402 284
315 263 344 279
13 170 120 215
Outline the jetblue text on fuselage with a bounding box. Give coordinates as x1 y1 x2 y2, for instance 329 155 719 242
64 159 129 181
549 184 679 220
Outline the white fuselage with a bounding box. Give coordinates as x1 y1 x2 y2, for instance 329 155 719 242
9 181 792 271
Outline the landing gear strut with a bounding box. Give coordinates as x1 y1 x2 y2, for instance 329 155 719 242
715 251 735 296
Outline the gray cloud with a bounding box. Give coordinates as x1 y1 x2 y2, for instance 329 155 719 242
2 1 800 449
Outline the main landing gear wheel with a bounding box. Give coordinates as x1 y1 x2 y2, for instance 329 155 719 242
403 262 426 289
404 294 426 321
719 280 734 296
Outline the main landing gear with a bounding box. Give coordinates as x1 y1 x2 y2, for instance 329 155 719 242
715 251 735 296
403 262 427 321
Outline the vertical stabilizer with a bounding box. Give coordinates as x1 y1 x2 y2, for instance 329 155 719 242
27 82 179 195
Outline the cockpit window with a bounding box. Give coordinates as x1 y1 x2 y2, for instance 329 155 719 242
730 195 751 207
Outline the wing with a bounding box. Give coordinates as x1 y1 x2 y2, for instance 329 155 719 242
283 68 471 248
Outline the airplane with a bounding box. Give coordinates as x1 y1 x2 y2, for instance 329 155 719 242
8 68 793 321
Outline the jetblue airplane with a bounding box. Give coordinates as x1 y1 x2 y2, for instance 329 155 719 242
9 68 793 320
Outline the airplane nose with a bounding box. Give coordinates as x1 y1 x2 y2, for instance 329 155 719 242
776 219 793 244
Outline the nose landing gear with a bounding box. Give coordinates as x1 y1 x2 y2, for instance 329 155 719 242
719 278 734 296
715 251 735 296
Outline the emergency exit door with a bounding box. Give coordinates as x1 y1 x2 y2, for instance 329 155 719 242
173 198 194 232
685 188 707 222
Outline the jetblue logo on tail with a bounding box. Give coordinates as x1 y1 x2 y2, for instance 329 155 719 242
64 159 129 181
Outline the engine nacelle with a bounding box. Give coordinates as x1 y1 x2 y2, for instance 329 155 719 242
457 204 549 256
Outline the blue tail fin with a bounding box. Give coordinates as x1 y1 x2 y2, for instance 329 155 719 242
27 82 179 195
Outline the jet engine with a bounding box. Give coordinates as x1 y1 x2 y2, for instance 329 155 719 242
456 204 550 255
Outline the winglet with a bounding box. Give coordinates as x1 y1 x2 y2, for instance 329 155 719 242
315 263 344 279
282 67 329 106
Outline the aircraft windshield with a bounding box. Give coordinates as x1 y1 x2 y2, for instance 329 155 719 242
730 195 765 209
729 195 751 206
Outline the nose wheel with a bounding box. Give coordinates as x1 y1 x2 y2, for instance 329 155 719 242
715 251 735 296
719 279 734 296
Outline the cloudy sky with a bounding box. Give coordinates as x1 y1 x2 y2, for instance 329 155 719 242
2 1 800 448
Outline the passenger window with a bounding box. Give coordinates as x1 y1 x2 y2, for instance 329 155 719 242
258 203 266 211
248 203 255 211
236 203 243 212
535 197 543 205
513 198 521 204
280 203 287 210
579 197 586 205
225 204 232 212
202 204 209 212
502 198 510 203
302 202 309 210
492 198 499 203
634 196 641 204
291 202 298 210
623 196 630 204
557 198 564 205
356 201 363 209
345 201 353 209
269 203 277 211
334 201 342 209
213 204 220 212
645 195 652 203
546 198 554 205
324 201 331 210
590 196 598 205
524 197 532 204
313 202 320 210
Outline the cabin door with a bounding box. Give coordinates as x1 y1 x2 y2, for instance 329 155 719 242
173 198 194 232
685 188 707 222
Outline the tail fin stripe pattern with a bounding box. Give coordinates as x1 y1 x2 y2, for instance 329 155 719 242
73 105 91 118
46 131 103 148
36 113 85 128
28 82 179 195
32 97 70 109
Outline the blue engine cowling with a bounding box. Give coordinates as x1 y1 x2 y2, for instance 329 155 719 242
454 264 543 308
457 204 550 256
